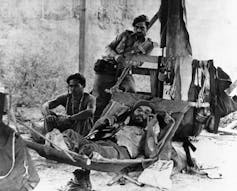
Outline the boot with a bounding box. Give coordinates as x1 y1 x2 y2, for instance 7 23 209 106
65 169 92 191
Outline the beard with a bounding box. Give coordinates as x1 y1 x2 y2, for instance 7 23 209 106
132 32 145 41
129 114 147 128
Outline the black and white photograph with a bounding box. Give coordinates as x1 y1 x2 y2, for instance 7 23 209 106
0 0 237 191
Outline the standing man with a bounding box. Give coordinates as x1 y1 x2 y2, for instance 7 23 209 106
42 73 96 137
92 14 154 121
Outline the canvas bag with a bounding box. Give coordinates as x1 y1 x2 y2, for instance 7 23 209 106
215 67 237 117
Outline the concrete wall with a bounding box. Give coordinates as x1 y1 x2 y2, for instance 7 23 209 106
0 0 76 20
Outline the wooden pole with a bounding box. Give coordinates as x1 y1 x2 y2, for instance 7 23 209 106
148 9 160 30
79 0 86 74
41 0 45 19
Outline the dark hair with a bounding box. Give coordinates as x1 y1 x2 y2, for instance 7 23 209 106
66 73 86 88
132 14 150 28
131 100 155 114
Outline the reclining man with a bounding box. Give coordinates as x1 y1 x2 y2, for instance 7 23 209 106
63 100 164 160
61 100 169 190
41 73 96 137
92 14 154 121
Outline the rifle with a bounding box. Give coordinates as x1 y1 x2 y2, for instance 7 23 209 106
86 101 131 140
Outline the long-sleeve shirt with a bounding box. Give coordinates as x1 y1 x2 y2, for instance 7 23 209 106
104 30 154 61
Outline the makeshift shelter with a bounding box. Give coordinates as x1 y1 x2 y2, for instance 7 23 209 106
21 3 195 187
23 0 236 187
25 0 198 170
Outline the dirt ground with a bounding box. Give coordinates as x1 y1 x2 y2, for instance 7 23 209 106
30 130 237 191
17 108 237 191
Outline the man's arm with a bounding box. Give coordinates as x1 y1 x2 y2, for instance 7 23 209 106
90 101 130 135
41 95 67 116
69 95 96 121
105 31 128 63
144 116 161 158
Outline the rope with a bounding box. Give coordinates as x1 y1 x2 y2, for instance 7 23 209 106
0 132 16 180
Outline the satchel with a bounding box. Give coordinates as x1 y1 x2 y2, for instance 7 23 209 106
94 59 118 75
216 92 237 117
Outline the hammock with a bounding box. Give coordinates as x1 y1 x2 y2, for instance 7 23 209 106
25 92 190 173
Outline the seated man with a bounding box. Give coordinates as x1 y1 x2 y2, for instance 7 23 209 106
92 14 154 121
63 100 163 160
41 73 96 137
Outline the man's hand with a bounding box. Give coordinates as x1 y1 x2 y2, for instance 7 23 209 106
41 102 51 116
164 113 174 124
46 115 57 123
66 115 73 122
124 54 143 68
115 55 125 65
63 115 73 122
115 52 144 68
105 115 117 126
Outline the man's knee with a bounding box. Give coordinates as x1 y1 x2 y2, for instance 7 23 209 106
63 129 76 136
44 115 58 132
78 144 97 157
